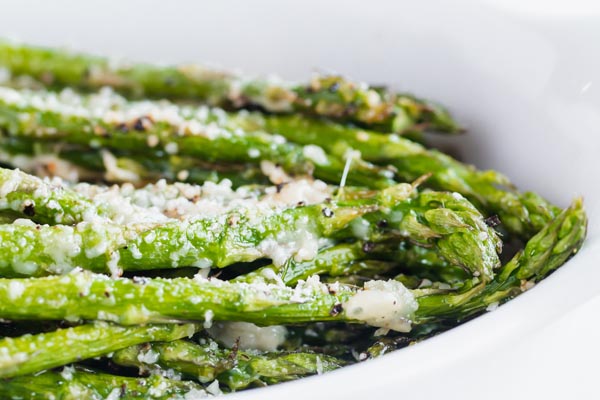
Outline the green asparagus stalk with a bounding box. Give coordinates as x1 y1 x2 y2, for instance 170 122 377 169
0 271 419 331
0 42 459 133
0 86 397 189
113 340 231 384
0 367 205 399
0 135 270 187
233 240 459 286
233 113 560 238
113 339 343 389
414 197 587 323
0 180 501 281
0 322 198 378
0 167 101 224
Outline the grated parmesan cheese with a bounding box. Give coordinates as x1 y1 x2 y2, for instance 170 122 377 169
343 280 418 332
207 322 287 352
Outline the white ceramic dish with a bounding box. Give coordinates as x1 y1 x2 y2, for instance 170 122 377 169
1 0 598 398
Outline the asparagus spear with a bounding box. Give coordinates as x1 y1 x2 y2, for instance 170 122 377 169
0 167 102 224
0 42 459 133
0 271 420 331
233 240 457 286
113 339 343 389
0 86 396 189
0 322 198 378
0 135 270 186
0 182 501 281
233 113 560 238
414 197 587 323
0 367 205 399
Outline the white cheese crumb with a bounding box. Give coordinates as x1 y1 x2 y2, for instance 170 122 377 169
177 169 190 181
165 142 179 155
247 148 260 158
105 388 121 400
101 150 140 183
146 134 159 147
343 280 418 332
303 144 329 166
60 365 75 381
8 281 25 300
137 349 160 364
356 131 369 142
203 310 215 329
207 322 287 352
260 161 291 184
206 381 222 396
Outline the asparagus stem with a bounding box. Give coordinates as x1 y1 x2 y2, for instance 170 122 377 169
113 339 343 390
0 167 102 224
0 42 459 133
0 174 501 281
0 86 396 189
233 240 456 286
414 198 587 323
236 113 560 238
0 322 198 378
0 271 418 331
0 367 205 399
0 136 270 186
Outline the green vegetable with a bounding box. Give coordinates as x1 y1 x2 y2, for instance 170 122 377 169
415 198 587 323
0 271 397 328
0 173 501 282
0 42 459 133
235 113 560 238
113 339 343 390
0 367 205 399
0 322 197 378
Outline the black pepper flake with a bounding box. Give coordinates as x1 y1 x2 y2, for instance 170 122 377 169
104 291 110 298
321 207 334 218
132 276 150 285
276 182 286 193
484 215 501 227
116 123 129 133
228 337 240 365
377 219 388 228
23 203 35 217
133 118 146 131
330 303 343 316
328 82 340 93
362 241 376 253
297 201 306 207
